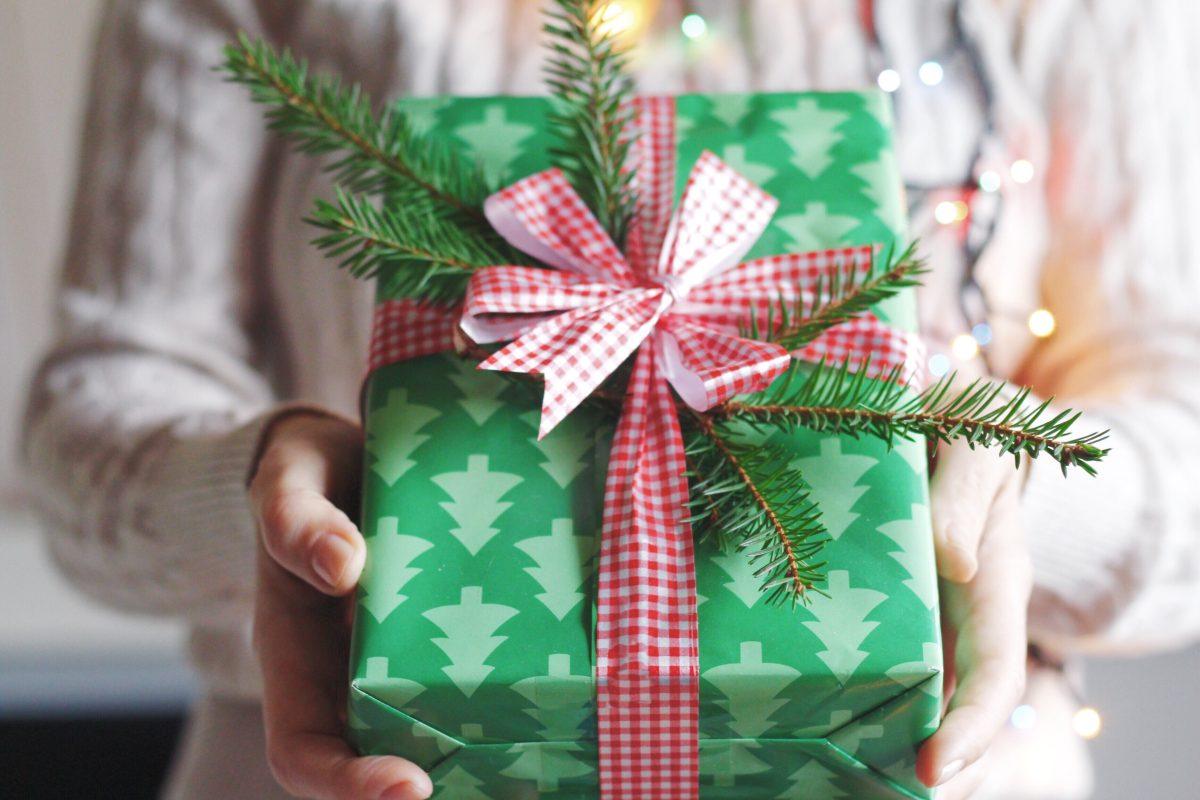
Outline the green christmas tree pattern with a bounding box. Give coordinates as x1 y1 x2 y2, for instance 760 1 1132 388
360 516 433 623
446 357 506 426
698 741 771 788
700 642 799 787
412 722 458 758
704 642 801 739
362 656 427 711
710 549 763 609
511 653 593 741
823 709 884 755
887 642 943 700
451 105 536 185
803 571 886 683
770 99 848 179
529 415 593 489
878 503 937 611
423 586 517 698
719 143 778 187
850 152 905 239
708 93 754 130
774 201 862 255
500 742 593 792
790 439 877 540
399 96 451 137
432 455 522 555
366 388 440 486
515 519 595 621
777 760 847 799
435 765 494 800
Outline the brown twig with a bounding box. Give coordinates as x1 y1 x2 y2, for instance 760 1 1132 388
241 47 487 226
688 412 811 599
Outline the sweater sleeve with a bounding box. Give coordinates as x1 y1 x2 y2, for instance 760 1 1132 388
20 0 295 625
1016 0 1200 654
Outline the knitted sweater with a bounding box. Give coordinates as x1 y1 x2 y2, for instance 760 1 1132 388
21 0 1200 796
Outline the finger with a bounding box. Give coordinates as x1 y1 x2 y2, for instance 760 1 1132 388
929 443 1008 582
250 431 365 596
932 750 991 800
255 552 432 800
269 733 433 800
256 485 366 596
919 486 1030 787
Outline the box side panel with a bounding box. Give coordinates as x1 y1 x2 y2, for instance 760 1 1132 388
829 673 942 799
351 354 609 747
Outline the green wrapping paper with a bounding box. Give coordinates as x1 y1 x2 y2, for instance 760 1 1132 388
349 92 942 799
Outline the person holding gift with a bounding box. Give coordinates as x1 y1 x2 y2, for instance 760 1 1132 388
19 1 1200 799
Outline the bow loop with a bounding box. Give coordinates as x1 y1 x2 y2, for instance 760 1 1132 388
460 265 624 345
656 151 778 287
679 245 877 331
484 168 634 285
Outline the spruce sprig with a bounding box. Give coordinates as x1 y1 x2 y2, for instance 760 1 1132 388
543 0 639 246
685 414 830 607
221 34 493 232
308 189 516 305
748 242 928 351
722 360 1110 475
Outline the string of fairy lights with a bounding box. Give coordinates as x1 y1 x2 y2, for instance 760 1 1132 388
594 0 1100 742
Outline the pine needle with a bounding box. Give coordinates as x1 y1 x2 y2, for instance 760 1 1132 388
747 242 928 351
308 189 525 305
221 34 495 236
685 413 830 607
543 1 639 246
722 360 1110 475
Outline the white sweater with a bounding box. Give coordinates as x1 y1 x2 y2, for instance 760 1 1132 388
20 0 1200 796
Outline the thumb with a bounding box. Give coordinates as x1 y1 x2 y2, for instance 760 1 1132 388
255 485 366 596
249 414 366 596
929 443 1008 583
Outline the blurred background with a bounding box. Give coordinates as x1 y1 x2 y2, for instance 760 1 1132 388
1 2 1197 798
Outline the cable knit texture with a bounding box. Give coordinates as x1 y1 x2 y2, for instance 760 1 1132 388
20 0 1200 797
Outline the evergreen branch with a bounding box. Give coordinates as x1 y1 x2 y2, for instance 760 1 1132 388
221 34 493 232
748 242 928 350
721 361 1110 475
543 0 639 246
685 413 830 607
308 189 519 305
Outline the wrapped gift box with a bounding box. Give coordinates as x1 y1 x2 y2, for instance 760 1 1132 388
349 91 942 799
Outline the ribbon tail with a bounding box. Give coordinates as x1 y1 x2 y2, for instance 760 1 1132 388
480 291 666 438
595 341 699 800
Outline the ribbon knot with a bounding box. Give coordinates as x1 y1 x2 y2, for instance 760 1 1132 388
651 272 688 304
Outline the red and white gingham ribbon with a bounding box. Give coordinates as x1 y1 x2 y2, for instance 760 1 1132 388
367 96 924 799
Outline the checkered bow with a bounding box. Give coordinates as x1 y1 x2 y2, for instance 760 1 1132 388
461 148 821 439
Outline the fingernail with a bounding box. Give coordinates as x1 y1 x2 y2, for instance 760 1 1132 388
381 778 432 800
312 533 354 587
937 758 966 785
